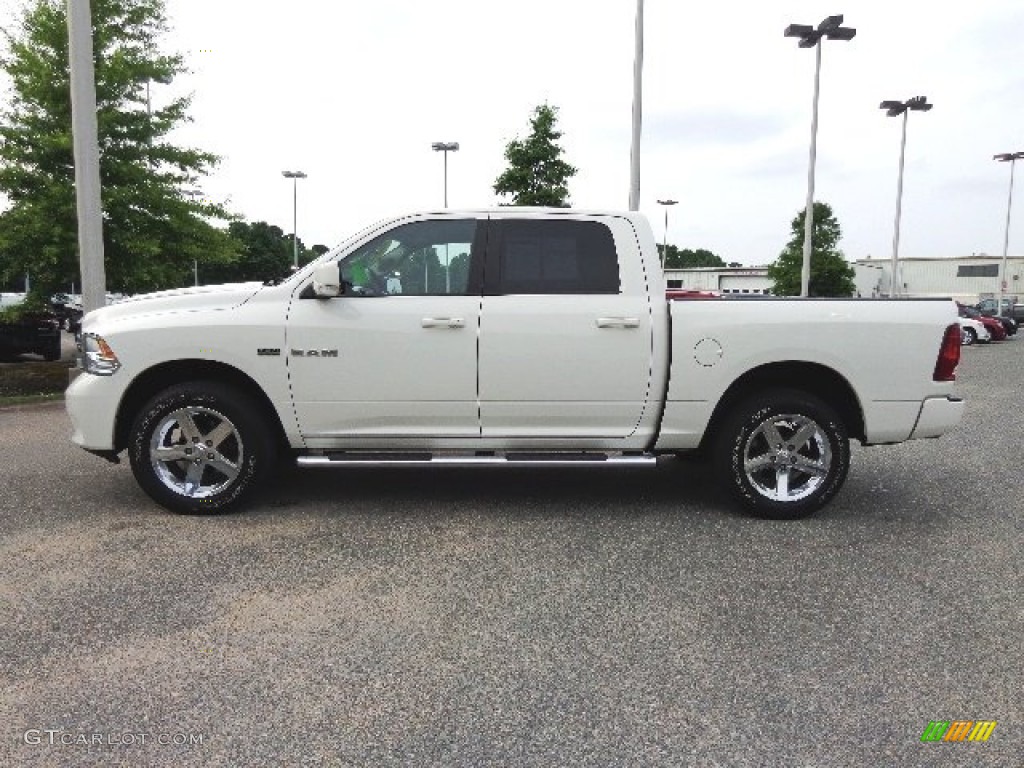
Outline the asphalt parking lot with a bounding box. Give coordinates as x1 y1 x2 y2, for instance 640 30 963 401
1 340 1020 767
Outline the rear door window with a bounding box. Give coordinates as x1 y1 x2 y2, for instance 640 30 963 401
485 219 620 295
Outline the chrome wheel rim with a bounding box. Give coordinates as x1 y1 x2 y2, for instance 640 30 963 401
742 413 831 502
150 406 243 498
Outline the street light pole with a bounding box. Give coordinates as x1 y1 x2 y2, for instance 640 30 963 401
880 97 932 298
784 15 856 297
431 142 459 207
281 170 307 270
656 199 678 267
67 0 107 313
628 0 644 211
994 152 1024 315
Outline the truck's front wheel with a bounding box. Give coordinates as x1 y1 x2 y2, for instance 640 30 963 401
128 382 275 514
715 388 850 519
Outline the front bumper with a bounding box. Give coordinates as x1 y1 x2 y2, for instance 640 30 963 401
65 369 126 451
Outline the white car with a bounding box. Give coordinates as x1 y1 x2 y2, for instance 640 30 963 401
957 317 990 346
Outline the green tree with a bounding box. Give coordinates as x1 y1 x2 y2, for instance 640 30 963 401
663 245 725 270
493 104 577 207
0 0 236 299
767 202 855 297
200 221 327 284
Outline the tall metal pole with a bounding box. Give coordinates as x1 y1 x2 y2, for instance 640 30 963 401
67 0 107 313
999 157 1017 313
889 110 910 298
786 15 856 296
628 0 644 211
443 150 449 208
663 206 669 260
292 176 299 269
431 143 459 208
799 40 822 298
656 199 677 267
282 171 306 269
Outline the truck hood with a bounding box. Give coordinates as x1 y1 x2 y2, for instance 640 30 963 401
82 282 264 329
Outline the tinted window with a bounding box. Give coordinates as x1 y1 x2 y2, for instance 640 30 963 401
957 264 998 278
494 220 620 294
339 219 477 296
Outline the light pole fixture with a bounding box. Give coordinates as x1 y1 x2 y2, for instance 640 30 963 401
784 14 856 297
994 151 1024 315
656 199 678 267
880 96 933 298
282 170 307 269
431 142 459 207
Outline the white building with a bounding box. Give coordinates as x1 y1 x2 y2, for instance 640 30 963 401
665 266 772 295
666 256 1024 302
853 256 1023 302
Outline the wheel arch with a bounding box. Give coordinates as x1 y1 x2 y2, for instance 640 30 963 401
114 360 289 455
699 361 866 450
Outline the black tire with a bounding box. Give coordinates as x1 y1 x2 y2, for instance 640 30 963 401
961 327 976 346
714 388 850 520
128 381 276 514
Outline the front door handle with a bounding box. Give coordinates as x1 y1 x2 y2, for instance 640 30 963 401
421 317 466 329
596 317 640 329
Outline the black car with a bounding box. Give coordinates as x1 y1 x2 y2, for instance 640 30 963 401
0 309 62 361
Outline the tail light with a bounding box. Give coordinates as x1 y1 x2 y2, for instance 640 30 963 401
933 324 961 381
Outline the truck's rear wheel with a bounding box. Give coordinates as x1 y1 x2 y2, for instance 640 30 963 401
128 381 275 514
715 388 850 519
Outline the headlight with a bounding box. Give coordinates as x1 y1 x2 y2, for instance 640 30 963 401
81 333 121 376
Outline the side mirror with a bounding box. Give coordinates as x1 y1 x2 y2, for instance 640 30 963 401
311 262 342 298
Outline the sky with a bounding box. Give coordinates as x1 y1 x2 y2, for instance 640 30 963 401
2 0 1024 266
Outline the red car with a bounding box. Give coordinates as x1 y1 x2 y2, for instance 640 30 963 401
957 303 1006 341
665 289 721 300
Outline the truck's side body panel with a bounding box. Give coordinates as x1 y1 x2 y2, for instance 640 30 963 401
655 298 961 450
476 211 668 448
66 284 300 451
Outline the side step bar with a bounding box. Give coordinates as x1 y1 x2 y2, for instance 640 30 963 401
297 452 658 469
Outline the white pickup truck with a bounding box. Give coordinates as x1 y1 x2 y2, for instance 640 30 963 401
66 209 965 519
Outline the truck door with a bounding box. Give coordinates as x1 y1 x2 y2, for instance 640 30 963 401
286 217 484 445
478 216 653 440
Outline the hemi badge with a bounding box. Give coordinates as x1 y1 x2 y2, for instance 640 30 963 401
257 348 281 356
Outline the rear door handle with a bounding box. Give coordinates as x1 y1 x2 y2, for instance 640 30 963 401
421 317 465 329
596 317 640 329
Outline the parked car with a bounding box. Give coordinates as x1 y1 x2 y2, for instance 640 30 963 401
975 297 1024 323
956 303 1006 341
50 293 84 333
957 316 991 346
666 289 721 300
0 296 62 361
961 303 1016 337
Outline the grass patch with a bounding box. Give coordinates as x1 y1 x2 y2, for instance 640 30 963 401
0 360 73 398
0 392 64 408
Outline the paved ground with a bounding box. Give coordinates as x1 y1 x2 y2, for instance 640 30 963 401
1 340 1020 766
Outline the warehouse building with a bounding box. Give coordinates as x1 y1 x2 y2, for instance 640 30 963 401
666 256 1023 302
